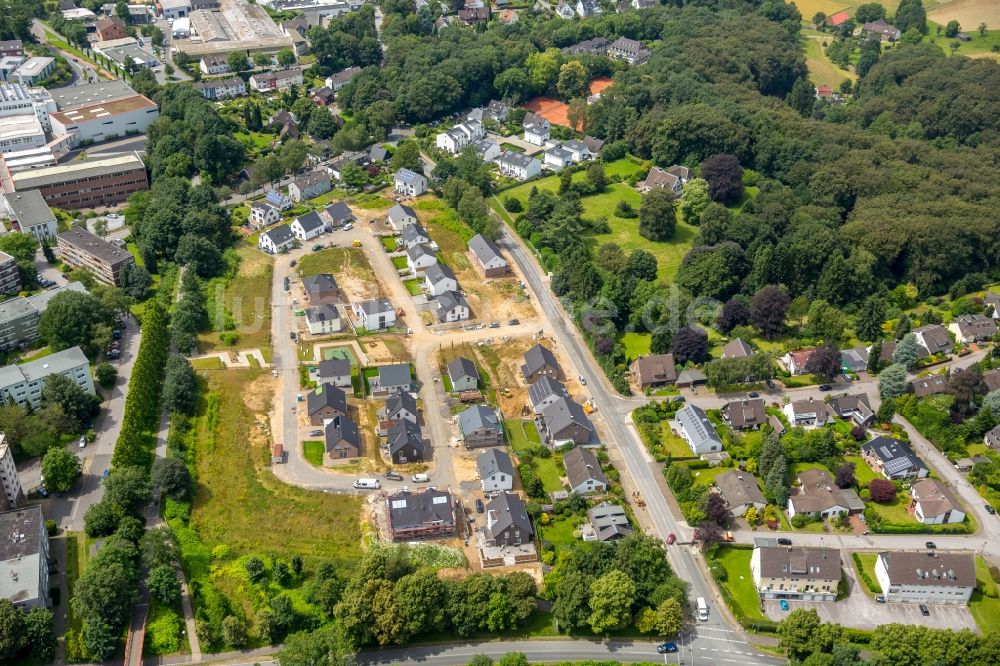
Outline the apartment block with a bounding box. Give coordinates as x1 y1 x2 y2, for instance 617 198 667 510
2 152 149 210
0 283 87 351
57 227 135 285
0 346 94 409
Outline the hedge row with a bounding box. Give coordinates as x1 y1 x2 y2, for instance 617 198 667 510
852 553 881 593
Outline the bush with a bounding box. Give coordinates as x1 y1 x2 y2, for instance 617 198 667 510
868 479 896 502
45 519 57 536
503 197 522 213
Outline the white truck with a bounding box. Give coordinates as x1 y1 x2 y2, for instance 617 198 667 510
411 473 429 483
697 597 709 621
353 478 380 490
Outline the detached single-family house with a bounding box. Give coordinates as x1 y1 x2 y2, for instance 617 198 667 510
483 492 534 547
199 54 230 75
435 121 485 154
751 546 840 601
984 293 1000 319
302 273 340 304
496 152 541 181
630 353 676 388
781 349 815 376
554 0 576 18
714 470 766 517
291 211 326 241
829 393 875 427
543 145 574 170
949 314 997 343
914 324 953 356
325 66 360 91
447 357 479 391
423 263 458 297
875 551 975 605
575 0 600 16
910 375 949 397
374 363 412 395
675 404 723 454
306 383 348 425
459 405 503 448
436 290 471 323
584 502 631 542
561 139 592 162
324 202 354 227
259 224 295 254
288 170 331 203
478 448 515 493
721 338 754 359
265 190 293 211
317 357 352 388
379 390 418 436
563 446 608 495
862 19 901 42
721 398 767 431
543 398 595 445
400 223 431 249
788 468 862 518
305 304 342 335
324 415 360 460
986 424 1000 449
521 344 561 383
387 203 418 230
522 112 550 146
468 234 508 277
637 166 682 194
353 299 395 330
394 168 427 197
485 99 509 122
528 376 567 414
388 419 426 464
910 478 965 525
386 488 455 541
249 201 280 229
783 398 834 429
406 243 438 272
861 436 929 481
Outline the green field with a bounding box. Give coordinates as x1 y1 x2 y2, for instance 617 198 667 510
619 332 651 359
712 546 768 623
803 35 855 88
970 556 1000 634
298 247 375 282
199 247 272 353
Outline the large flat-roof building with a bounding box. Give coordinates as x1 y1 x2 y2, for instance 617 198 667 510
1 190 57 240
49 94 159 147
13 57 55 86
176 0 298 58
57 227 136 285
0 114 45 154
875 550 975 605
0 505 49 608
0 346 94 409
3 152 149 209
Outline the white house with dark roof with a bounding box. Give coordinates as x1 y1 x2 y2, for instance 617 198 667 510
379 391 418 434
468 234 508 277
637 165 682 194
783 398 834 429
675 404 723 454
435 120 485 154
249 201 280 229
584 502 631 542
543 144 574 170
374 363 412 395
522 112 550 145
563 446 607 494
352 299 395 330
478 448 515 492
913 324 953 356
910 478 965 524
528 376 567 414
875 550 974 604
400 222 431 249
714 470 766 517
387 203 417 230
406 243 438 272
291 211 326 241
829 393 875 427
305 304 342 335
324 201 353 227
288 170 331 202
423 263 458 296
437 290 470 323
317 357 352 387
259 224 295 254
447 357 479 391
949 314 997 344
394 168 427 196
497 151 541 180
1 191 57 240
861 436 929 481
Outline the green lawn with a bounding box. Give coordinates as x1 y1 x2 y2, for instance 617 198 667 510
869 495 915 524
351 193 394 210
802 35 854 89
970 556 1000 634
380 236 399 251
691 465 731 489
298 248 375 281
303 440 324 466
392 256 409 270
533 456 565 493
788 461 833 485
234 131 274 151
539 513 585 550
506 419 541 449
403 278 423 296
658 424 696 458
852 552 882 595
712 546 768 623
65 531 91 633
619 332 651 359
845 455 878 487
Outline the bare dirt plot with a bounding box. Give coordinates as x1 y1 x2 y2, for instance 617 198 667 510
928 0 1000 28
298 247 381 304
361 336 411 364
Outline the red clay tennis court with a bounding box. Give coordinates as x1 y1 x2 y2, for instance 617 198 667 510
523 96 572 128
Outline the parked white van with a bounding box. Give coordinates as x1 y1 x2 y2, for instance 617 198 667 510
353 478 381 489
411 473 429 483
697 597 709 621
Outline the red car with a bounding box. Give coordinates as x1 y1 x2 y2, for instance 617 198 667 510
666 533 676 545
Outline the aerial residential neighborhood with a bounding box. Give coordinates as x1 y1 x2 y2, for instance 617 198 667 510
0 0 998 664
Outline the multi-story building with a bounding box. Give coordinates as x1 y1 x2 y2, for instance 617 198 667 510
394 168 427 197
13 57 55 86
0 252 19 296
198 54 230 75
386 488 456 542
3 152 149 210
496 152 541 181
49 94 159 147
0 435 23 510
875 550 975 604
0 114 45 154
435 120 485 154
57 227 136 285
751 545 840 601
1 190 57 240
0 346 94 409
0 82 55 132
0 283 87 351
249 67 304 92
0 41 23 58
0 505 49 608
192 77 246 100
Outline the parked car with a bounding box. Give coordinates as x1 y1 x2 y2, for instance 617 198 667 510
112 330 122 340
777 537 792 546
919 604 930 616
489 322 500 328
475 499 484 513
748 391 759 398
579 375 587 385
508 319 519 325
290 260 297 267
312 244 323 252
766 379 776 389
986 504 996 515
818 384 832 391
78 436 86 448
290 332 296 340
875 595 886 603
384 470 403 481
656 642 678 654
344 223 353 230
926 541 936 549
666 533 676 545
309 429 323 436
